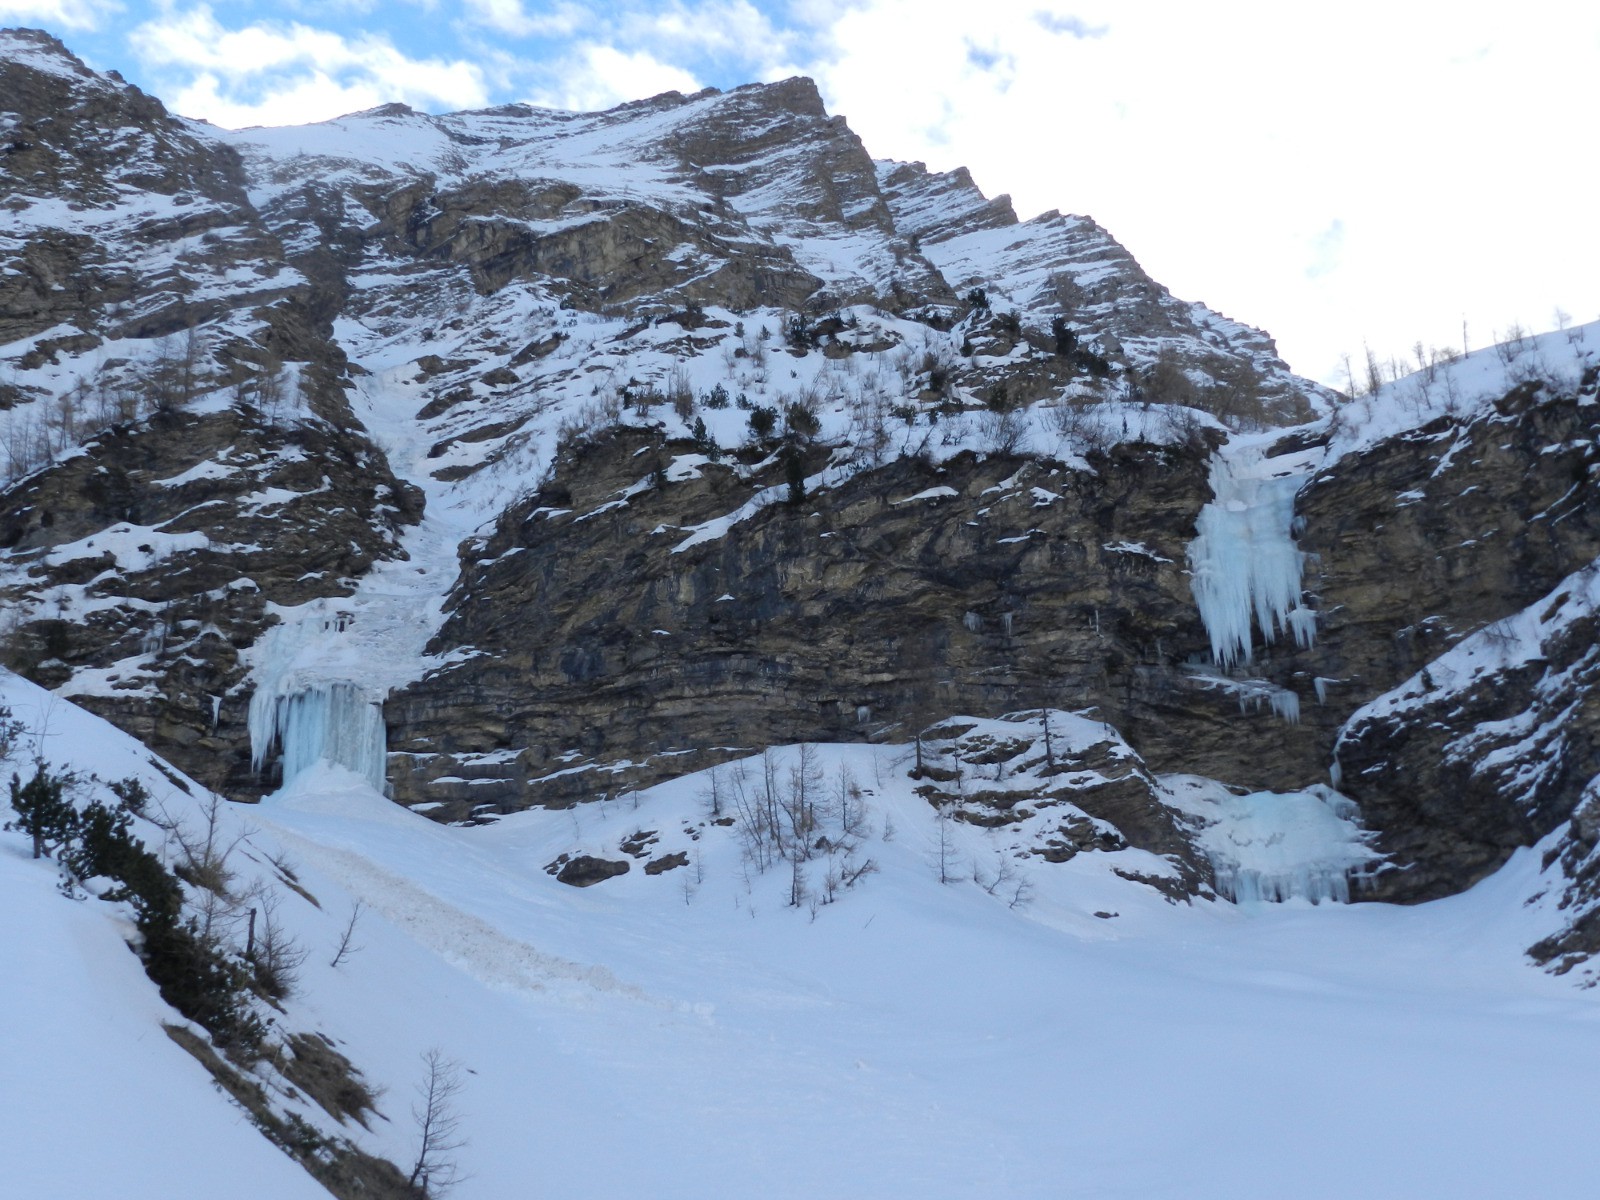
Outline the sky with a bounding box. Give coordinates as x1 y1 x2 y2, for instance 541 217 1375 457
3 0 1597 388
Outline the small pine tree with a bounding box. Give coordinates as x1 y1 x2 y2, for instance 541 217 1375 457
60 797 133 882
7 765 75 859
1051 317 1077 357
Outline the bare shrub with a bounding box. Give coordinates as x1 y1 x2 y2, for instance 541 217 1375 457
329 900 365 968
668 366 694 421
844 386 894 468
409 1049 469 1196
978 408 1026 455
168 793 248 899
555 394 620 449
1495 322 1530 366
249 889 308 1001
1156 404 1211 452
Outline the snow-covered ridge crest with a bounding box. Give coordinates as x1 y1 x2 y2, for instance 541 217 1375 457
1327 319 1599 458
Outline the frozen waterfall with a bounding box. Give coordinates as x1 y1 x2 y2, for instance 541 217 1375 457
245 607 389 794
1187 448 1317 669
1193 784 1379 904
249 682 387 793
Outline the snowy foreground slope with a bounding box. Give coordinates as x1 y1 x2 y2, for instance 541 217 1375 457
8 669 1600 1199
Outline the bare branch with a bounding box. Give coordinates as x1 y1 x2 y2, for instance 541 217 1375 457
329 900 365 969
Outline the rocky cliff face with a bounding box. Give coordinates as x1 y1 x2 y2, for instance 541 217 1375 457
1245 365 1600 904
4 29 1600 963
0 404 418 794
386 428 1220 814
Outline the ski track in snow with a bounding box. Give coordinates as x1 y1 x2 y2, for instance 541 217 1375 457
257 808 654 1007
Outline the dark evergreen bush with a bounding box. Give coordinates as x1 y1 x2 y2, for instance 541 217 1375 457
1051 317 1077 357
785 450 805 505
7 765 75 859
12 765 263 1054
748 405 778 441
142 916 264 1053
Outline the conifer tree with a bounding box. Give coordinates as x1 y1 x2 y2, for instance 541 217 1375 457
7 764 74 859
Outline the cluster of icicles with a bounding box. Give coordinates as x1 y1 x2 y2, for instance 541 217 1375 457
248 682 387 794
1187 448 1317 669
246 612 387 794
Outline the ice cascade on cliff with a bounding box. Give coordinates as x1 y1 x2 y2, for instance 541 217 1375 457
1187 446 1318 669
246 609 387 793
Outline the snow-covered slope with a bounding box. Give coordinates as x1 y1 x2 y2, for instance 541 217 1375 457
8 672 1600 1198
1 858 329 1199
1328 320 1599 457
0 670 337 1199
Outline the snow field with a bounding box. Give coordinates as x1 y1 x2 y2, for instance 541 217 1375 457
10 668 1600 1198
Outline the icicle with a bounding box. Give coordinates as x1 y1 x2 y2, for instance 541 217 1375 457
963 611 983 633
245 607 388 793
856 705 872 725
1188 449 1316 668
1203 672 1302 726
1268 689 1300 724
210 695 221 732
1213 862 1353 904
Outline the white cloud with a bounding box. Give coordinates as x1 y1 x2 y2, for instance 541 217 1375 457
461 0 588 38
616 0 794 67
487 2 804 101
807 0 1600 384
0 0 119 31
536 43 702 112
128 4 488 126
